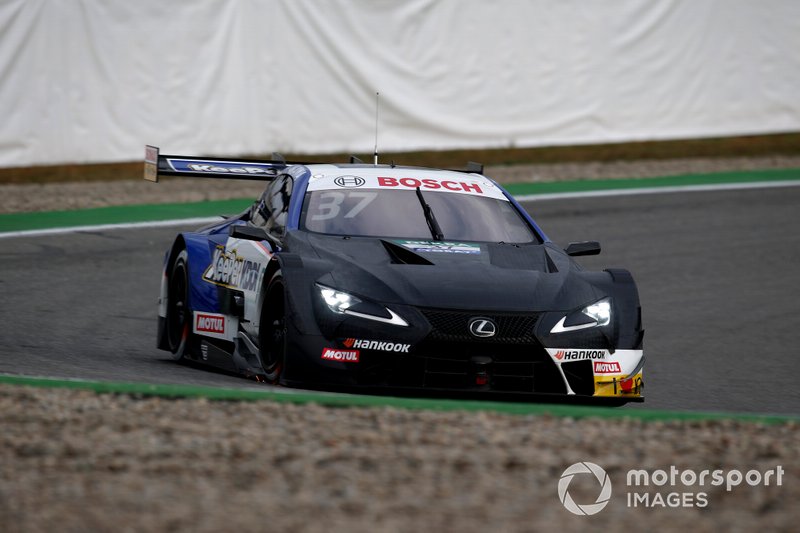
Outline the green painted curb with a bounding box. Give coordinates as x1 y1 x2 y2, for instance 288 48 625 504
1 374 796 424
503 167 800 196
1 168 799 234
0 198 252 232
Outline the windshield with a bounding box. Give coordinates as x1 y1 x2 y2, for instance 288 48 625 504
300 189 538 243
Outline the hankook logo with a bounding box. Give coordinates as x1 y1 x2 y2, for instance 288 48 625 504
468 317 497 338
334 175 365 188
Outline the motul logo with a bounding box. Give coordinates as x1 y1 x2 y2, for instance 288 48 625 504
321 348 360 363
195 313 225 334
594 361 622 374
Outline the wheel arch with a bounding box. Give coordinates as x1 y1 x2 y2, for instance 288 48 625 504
158 233 222 349
157 235 188 351
164 235 188 278
262 253 333 337
603 268 643 350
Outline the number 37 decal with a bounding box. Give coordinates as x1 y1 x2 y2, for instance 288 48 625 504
310 191 378 221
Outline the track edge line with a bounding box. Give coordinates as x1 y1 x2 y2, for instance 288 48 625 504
1 373 795 424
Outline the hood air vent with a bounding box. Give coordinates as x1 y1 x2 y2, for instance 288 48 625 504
381 240 434 266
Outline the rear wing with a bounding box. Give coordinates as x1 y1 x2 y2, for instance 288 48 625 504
144 145 289 183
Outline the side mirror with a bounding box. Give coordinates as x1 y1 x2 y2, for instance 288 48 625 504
565 241 601 257
229 224 269 241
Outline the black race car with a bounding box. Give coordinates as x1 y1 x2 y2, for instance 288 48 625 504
146 146 644 403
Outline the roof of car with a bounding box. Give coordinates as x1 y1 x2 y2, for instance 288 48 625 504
300 164 508 201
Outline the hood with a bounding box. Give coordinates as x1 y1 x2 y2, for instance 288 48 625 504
306 234 603 312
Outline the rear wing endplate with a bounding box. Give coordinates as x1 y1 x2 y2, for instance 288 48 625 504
144 145 288 183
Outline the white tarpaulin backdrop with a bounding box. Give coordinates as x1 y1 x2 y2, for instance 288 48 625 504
1 0 799 168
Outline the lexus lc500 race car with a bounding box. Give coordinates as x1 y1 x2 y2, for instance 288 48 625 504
145 146 644 404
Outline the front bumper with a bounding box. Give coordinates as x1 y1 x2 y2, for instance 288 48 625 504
283 305 644 402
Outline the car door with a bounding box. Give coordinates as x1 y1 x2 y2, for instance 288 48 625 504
225 173 294 338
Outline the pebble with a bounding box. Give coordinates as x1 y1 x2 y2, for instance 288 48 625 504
0 385 797 531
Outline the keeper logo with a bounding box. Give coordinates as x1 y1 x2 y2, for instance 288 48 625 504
202 247 261 291
188 164 272 174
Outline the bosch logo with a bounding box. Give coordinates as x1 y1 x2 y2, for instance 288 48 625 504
468 317 497 338
334 176 365 188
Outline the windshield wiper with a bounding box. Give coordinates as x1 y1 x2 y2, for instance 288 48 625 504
415 187 444 241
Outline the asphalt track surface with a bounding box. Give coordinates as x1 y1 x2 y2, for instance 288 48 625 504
1 186 798 415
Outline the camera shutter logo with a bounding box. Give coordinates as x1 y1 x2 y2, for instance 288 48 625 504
558 462 612 516
334 176 365 188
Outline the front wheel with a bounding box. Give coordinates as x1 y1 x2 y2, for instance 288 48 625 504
259 270 287 383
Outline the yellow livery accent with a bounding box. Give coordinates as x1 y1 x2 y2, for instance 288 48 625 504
594 372 644 397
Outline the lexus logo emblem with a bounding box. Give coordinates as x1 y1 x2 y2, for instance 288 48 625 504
468 317 497 338
334 175 365 188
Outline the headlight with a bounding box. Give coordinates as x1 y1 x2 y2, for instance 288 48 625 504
319 285 360 313
582 299 611 327
315 284 409 327
550 297 611 333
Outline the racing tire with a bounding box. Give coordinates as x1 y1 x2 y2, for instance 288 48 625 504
166 249 191 360
259 270 287 384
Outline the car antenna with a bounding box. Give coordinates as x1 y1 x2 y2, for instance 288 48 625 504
373 91 380 165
